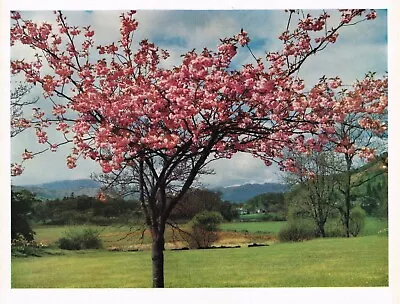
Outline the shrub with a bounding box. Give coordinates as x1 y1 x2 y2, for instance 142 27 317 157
325 219 345 237
58 228 103 250
278 219 316 242
11 190 36 242
187 211 223 249
11 234 48 257
349 206 366 237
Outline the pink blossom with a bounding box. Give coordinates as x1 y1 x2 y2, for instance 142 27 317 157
22 151 33 160
11 163 24 176
236 30 250 46
50 144 58 152
35 129 48 144
366 11 377 20
11 11 21 20
66 155 77 169
52 105 67 116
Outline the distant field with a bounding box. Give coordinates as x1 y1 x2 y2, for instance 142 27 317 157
238 212 284 221
12 235 388 288
32 217 387 251
220 217 387 237
32 223 271 250
33 224 151 249
220 221 285 236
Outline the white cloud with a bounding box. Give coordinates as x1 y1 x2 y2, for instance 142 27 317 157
201 153 283 188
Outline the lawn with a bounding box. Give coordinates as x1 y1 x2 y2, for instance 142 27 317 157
11 235 388 288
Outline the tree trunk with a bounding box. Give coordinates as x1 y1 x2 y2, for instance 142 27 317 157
344 156 352 238
318 222 326 238
151 232 165 288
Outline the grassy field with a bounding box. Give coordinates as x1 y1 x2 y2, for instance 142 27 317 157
32 223 273 250
220 217 388 237
220 221 285 236
31 217 387 251
11 235 388 288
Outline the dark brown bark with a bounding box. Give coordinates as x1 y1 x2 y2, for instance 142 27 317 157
317 219 326 238
151 231 165 288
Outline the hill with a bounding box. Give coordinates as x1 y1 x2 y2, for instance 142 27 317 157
16 178 288 202
215 183 288 203
14 179 102 200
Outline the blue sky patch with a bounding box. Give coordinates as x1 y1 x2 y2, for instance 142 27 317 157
153 35 188 48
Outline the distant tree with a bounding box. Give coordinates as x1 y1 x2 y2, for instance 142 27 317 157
187 211 223 249
349 205 366 237
283 72 388 237
284 151 342 237
11 189 37 241
246 192 286 214
326 74 387 237
219 201 239 222
170 188 221 221
359 166 388 218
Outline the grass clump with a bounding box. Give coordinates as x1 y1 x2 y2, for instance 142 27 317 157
278 219 316 242
58 228 103 250
11 234 49 257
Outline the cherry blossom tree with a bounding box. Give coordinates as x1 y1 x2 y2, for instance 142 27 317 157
10 9 386 287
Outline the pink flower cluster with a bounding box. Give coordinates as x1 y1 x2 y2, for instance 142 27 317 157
9 9 386 176
11 163 24 176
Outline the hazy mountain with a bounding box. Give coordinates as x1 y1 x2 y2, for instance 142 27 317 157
14 179 102 200
215 183 289 203
15 179 288 202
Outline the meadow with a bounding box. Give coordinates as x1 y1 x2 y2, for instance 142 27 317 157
11 217 388 288
220 217 387 237
11 235 388 288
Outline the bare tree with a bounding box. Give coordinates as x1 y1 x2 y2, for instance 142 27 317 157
285 151 343 237
332 110 387 237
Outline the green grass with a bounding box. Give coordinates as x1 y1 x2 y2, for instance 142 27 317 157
220 221 285 236
32 216 386 250
239 213 267 220
33 224 150 249
220 217 387 237
32 223 276 250
12 235 388 288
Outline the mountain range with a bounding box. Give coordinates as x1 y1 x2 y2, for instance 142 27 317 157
14 179 288 203
13 179 102 201
213 183 288 203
